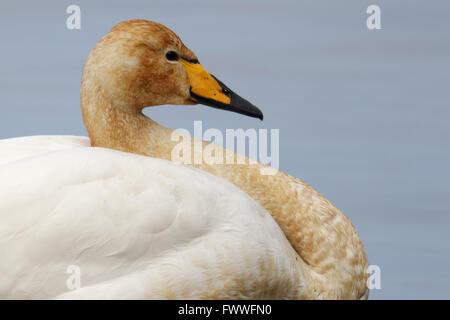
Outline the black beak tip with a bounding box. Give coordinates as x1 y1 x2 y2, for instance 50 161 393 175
249 107 264 121
229 93 264 121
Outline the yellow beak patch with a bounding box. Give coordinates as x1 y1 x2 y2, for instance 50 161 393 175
180 59 231 105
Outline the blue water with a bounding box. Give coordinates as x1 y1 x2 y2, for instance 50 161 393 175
1 0 449 299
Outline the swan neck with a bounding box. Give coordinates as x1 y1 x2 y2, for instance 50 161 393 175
81 81 369 299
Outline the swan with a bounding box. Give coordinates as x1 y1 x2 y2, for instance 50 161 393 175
0 20 369 299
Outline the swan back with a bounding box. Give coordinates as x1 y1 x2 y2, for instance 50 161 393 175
0 136 302 299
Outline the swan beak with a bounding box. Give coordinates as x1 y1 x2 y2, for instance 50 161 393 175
181 59 263 120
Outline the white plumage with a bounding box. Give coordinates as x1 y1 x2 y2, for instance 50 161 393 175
0 136 302 299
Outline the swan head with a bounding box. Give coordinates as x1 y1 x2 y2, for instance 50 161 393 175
82 20 263 120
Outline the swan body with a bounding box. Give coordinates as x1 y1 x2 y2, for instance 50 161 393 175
0 136 301 299
1 20 369 299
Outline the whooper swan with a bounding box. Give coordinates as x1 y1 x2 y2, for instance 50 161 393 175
0 20 368 299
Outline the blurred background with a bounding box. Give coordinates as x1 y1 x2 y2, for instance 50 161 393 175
1 0 449 299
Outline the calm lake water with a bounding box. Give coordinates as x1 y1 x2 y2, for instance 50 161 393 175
1 0 449 299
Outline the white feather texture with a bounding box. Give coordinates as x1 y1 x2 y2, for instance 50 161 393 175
0 136 302 299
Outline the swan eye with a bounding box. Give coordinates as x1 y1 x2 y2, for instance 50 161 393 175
166 51 179 61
